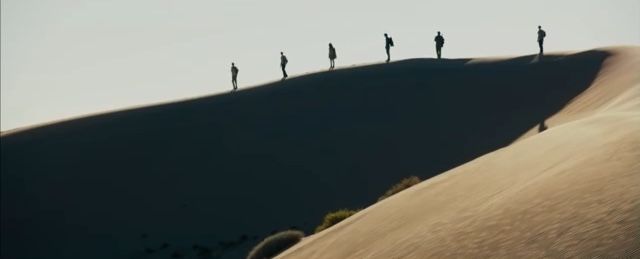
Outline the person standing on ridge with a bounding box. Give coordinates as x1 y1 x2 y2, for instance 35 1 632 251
434 31 445 59
537 25 547 55
328 43 337 69
231 63 239 91
384 33 394 63
280 52 288 79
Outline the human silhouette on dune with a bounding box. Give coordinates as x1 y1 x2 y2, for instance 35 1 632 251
537 25 547 55
280 52 288 79
538 120 548 132
231 63 239 91
434 31 445 59
384 33 394 63
328 43 337 69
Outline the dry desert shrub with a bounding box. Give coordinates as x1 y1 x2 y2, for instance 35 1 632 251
246 230 304 259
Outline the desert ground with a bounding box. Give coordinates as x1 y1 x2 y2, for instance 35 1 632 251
279 47 640 258
2 47 638 258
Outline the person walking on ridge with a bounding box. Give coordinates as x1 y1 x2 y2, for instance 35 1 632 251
537 25 547 55
384 33 394 63
231 63 239 91
280 52 288 79
328 43 337 69
434 31 445 59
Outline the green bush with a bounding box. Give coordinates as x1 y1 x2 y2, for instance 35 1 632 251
246 230 304 259
315 209 359 233
378 176 421 201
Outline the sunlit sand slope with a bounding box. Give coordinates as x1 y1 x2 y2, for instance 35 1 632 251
279 47 640 258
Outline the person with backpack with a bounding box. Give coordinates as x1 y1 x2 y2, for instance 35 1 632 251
280 52 288 79
384 33 394 63
537 25 547 55
434 31 445 59
328 43 337 69
230 62 239 91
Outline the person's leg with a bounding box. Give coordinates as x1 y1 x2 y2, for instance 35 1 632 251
538 41 541 53
386 47 390 62
538 40 543 54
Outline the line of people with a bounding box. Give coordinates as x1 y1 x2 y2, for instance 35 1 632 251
230 26 547 91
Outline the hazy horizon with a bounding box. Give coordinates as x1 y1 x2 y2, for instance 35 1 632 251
2 0 639 131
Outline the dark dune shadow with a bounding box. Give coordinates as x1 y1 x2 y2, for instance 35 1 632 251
1 50 610 258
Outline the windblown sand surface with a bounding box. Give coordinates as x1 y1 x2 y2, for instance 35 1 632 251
2 47 638 258
279 47 640 258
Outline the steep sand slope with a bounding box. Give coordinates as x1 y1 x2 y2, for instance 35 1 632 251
279 47 640 258
0 48 625 258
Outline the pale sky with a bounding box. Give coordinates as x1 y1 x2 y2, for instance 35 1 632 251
2 0 639 131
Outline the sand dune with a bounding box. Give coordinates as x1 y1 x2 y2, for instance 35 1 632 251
278 47 640 258
1 47 637 258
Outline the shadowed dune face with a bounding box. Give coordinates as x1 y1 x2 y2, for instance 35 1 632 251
1 51 610 258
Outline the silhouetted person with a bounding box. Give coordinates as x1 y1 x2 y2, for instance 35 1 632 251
434 31 445 59
384 33 394 63
231 63 239 91
538 120 548 132
537 25 546 55
280 52 288 79
328 43 337 69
